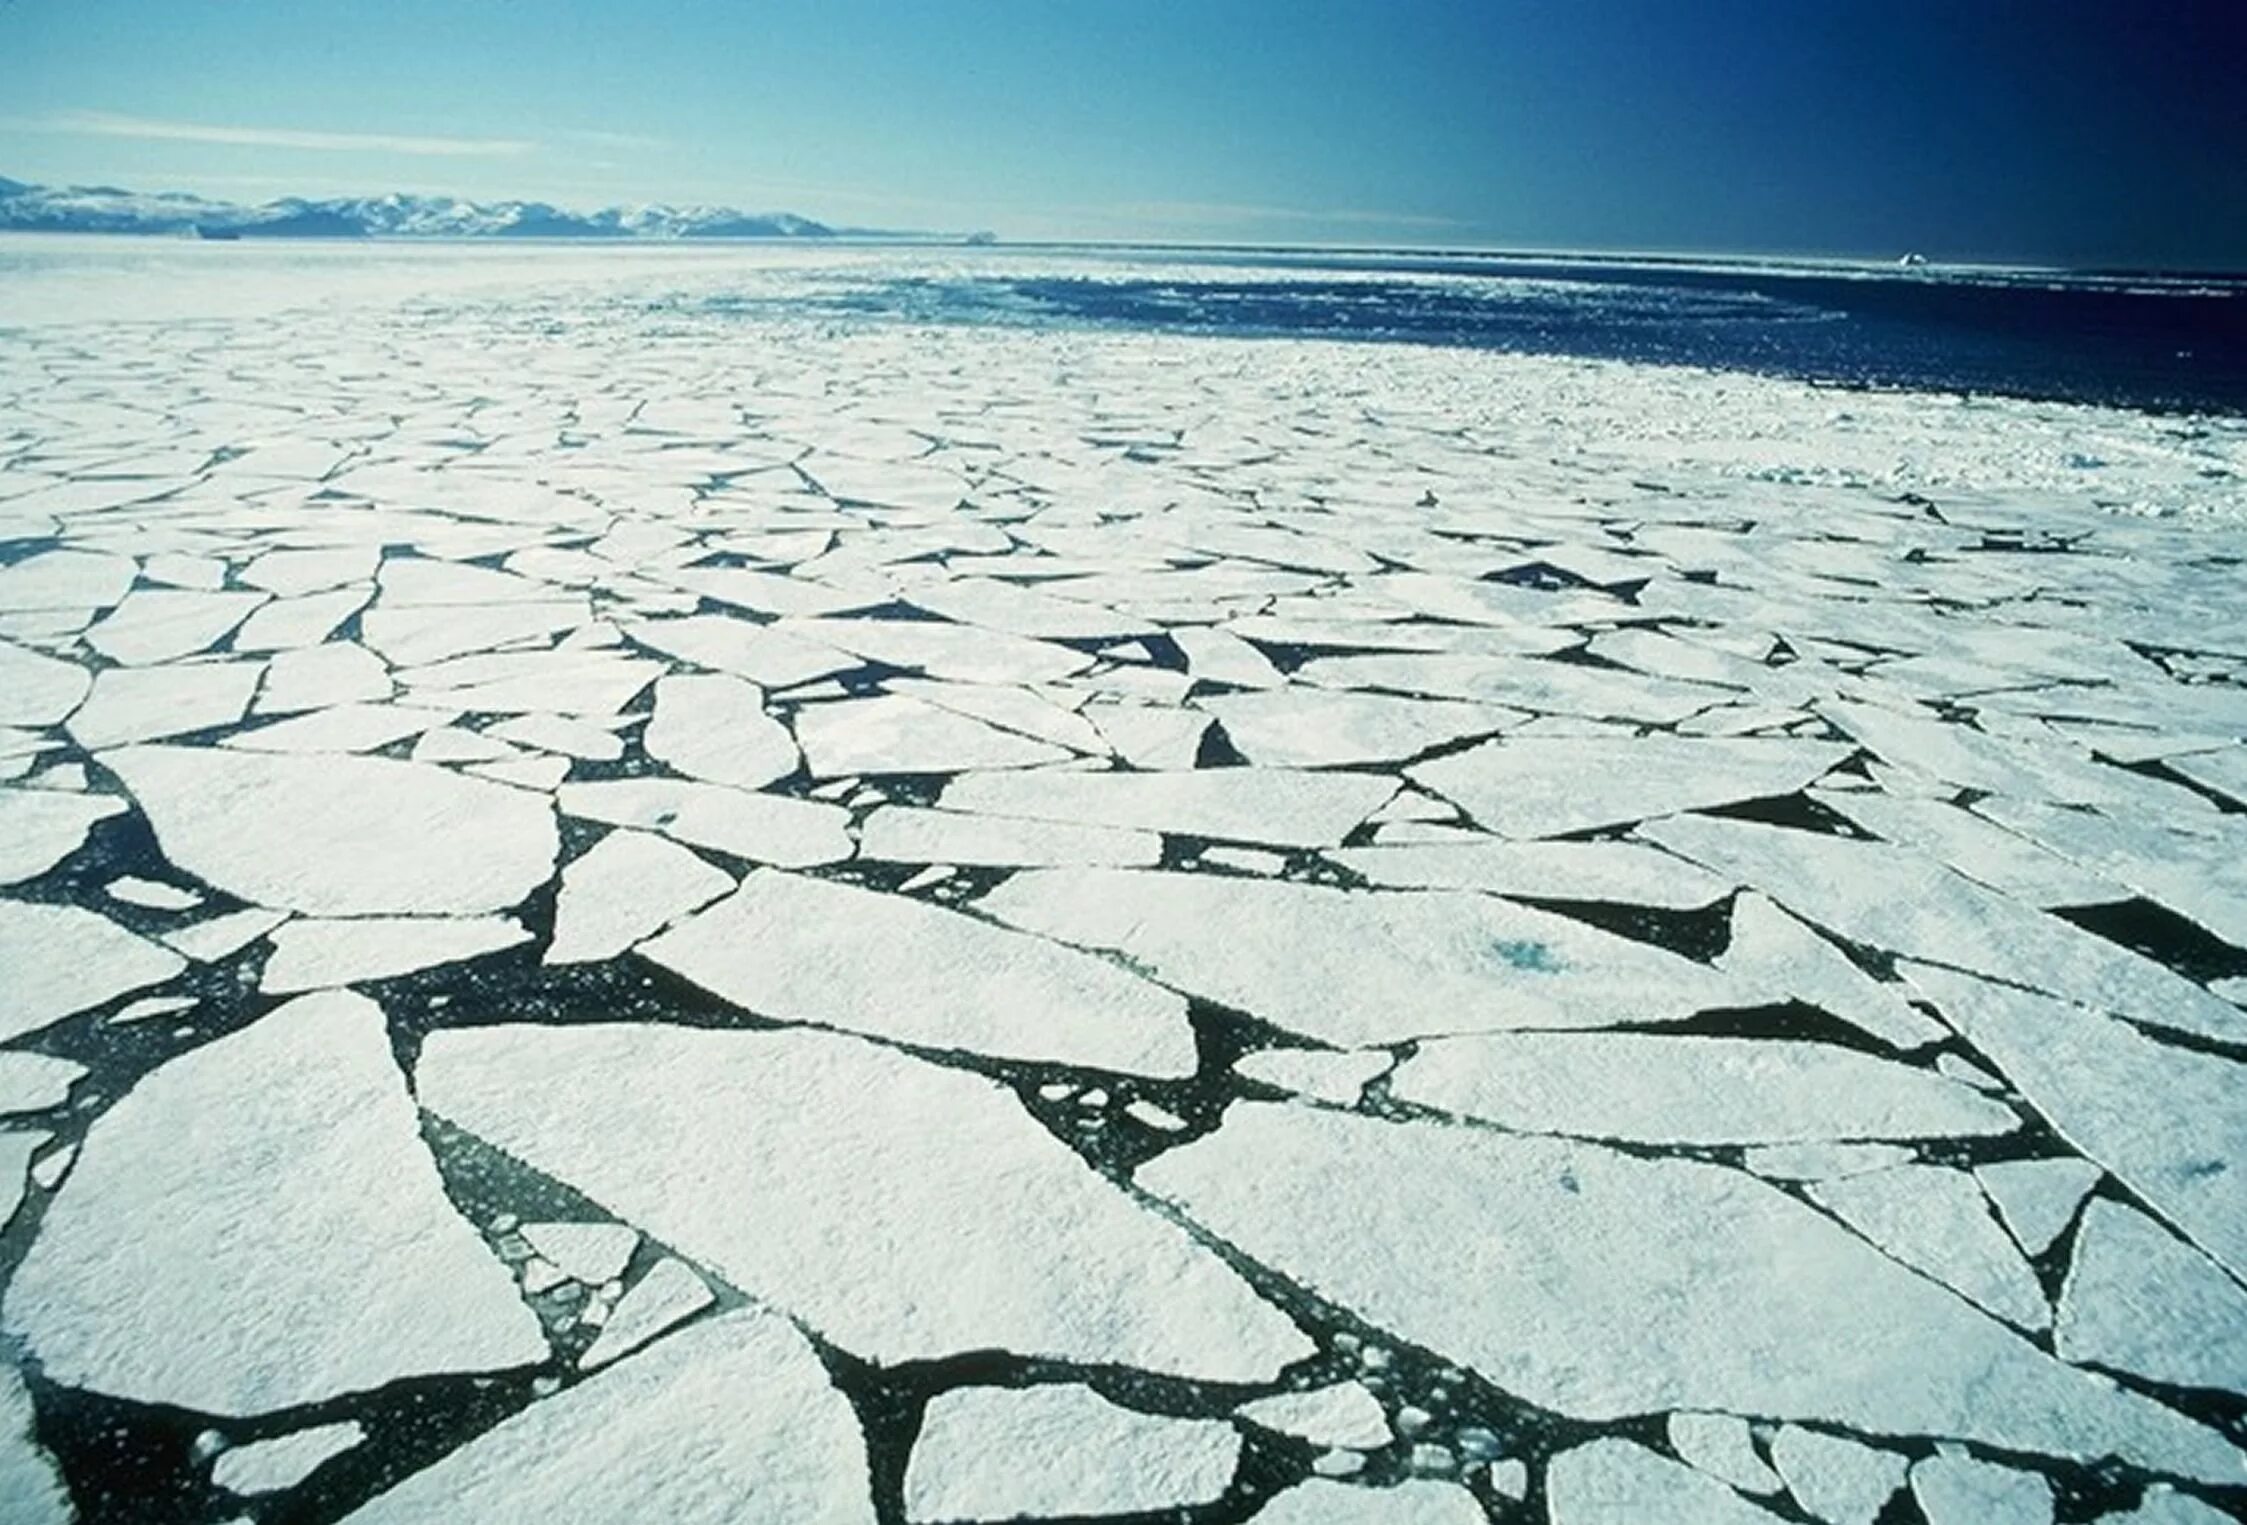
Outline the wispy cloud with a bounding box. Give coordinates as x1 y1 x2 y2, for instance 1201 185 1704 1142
558 128 667 152
23 110 535 158
1111 199 1460 230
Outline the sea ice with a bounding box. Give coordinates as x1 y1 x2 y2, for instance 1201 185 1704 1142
1901 963 2247 1281
1668 1411 1783 1495
642 869 1197 1075
342 1308 873 1524
0 899 185 1042
1248 1479 1486 1524
1332 838 1733 909
416 1022 1311 1381
0 638 90 726
978 868 1744 1047
1139 1101 2241 1480
1407 736 1849 837
795 692 1071 776
579 1258 713 1371
67 660 264 748
857 804 1161 867
939 766 1395 848
1810 1165 2048 1329
259 914 529 992
904 1383 1239 1521
0 787 123 884
1909 1453 2053 1525
2055 1200 2247 1394
1546 1438 1785 1523
1236 1382 1392 1449
545 828 732 964
1975 1157 2102 1257
0 1361 71 1525
643 672 800 790
210 1421 365 1496
1391 1032 2013 1145
558 777 850 866
519 1221 638 1285
3 990 545 1414
104 743 558 915
1768 1425 1906 1525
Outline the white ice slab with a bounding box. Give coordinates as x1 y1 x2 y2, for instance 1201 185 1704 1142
644 673 799 790
546 828 732 964
2056 1200 2247 1395
1392 1033 2014 1145
104 744 558 915
941 767 1394 848
1139 1102 2241 1481
1547 1439 1785 1524
1408 736 1850 838
0 788 123 884
559 778 850 866
978 868 1745 1048
416 1022 1311 1382
3 990 545 1414
260 915 529 993
1811 1165 2048 1330
643 870 1197 1076
0 899 184 1043
905 1383 1239 1522
342 1308 872 1524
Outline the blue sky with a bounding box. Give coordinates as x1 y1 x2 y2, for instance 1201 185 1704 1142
4 0 2242 265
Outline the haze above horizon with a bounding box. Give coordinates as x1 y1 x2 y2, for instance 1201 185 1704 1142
5 0 2242 269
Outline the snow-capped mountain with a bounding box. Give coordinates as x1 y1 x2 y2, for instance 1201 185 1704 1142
0 175 851 240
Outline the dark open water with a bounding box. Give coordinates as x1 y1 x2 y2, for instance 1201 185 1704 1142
722 247 2247 416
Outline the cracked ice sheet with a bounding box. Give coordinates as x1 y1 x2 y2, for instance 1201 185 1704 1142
1389 1032 2017 1146
1900 962 2247 1283
104 743 558 916
1407 735 1853 838
977 867 1745 1047
904 1384 1240 1521
642 869 1197 1075
1139 1101 2242 1482
415 1022 1310 1380
344 1308 872 1524
3 991 544 1415
939 766 1395 849
1642 813 2247 1045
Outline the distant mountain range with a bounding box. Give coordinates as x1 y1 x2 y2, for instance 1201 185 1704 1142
0 174 987 242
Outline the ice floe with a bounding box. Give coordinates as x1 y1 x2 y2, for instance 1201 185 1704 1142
643 869 1198 1075
1390 1032 2013 1144
3 990 544 1414
2055 1199 2247 1393
904 1383 1239 1521
978 868 1744 1047
343 1308 872 1524
1140 1101 2242 1480
0 900 184 1042
104 743 558 915
545 828 732 964
210 1420 365 1496
416 1022 1310 1380
1547 1438 1785 1523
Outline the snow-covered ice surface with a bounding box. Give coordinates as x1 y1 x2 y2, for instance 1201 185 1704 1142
0 237 2244 1522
